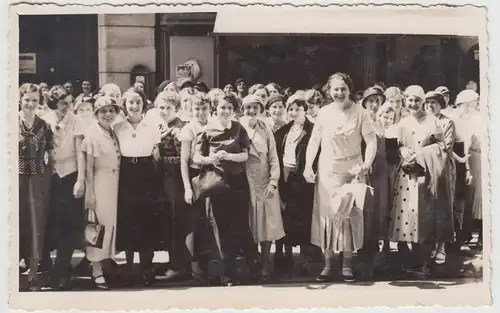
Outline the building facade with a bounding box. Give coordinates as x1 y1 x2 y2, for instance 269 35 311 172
19 13 480 99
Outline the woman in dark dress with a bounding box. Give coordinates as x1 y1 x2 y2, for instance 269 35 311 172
274 97 318 277
193 92 257 286
18 83 53 291
153 91 191 281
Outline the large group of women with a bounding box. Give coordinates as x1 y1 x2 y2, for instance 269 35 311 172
18 73 483 291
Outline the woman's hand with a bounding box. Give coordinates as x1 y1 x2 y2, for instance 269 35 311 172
400 147 416 162
348 164 371 179
216 150 230 161
184 188 194 204
264 184 277 199
73 179 85 199
85 190 96 211
152 146 160 161
466 170 473 185
44 151 49 165
303 166 316 183
455 154 471 164
206 154 221 165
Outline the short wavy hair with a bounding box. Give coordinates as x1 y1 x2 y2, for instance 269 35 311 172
305 89 325 106
323 72 354 100
122 89 148 114
155 91 181 110
214 91 239 109
19 83 43 103
47 85 71 110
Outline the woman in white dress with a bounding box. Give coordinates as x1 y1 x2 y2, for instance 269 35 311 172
240 95 285 281
82 97 121 290
454 89 483 249
304 73 377 282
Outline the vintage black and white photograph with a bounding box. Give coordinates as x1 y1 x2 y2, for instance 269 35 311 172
8 2 490 310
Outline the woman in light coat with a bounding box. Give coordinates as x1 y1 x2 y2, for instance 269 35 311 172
240 95 285 281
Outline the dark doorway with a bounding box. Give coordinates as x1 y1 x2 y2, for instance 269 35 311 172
219 35 367 91
19 15 98 94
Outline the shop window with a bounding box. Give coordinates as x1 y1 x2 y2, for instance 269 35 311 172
219 35 366 91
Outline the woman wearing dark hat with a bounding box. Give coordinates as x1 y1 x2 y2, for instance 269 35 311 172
423 90 456 265
156 80 180 97
81 97 122 290
194 81 209 94
265 93 287 132
224 84 235 93
361 87 386 121
435 86 454 117
358 87 392 277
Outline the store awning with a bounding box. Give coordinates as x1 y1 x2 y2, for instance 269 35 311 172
213 8 484 36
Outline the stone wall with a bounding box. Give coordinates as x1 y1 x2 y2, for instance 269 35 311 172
98 14 156 97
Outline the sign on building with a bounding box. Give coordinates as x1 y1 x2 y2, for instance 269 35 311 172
19 53 36 74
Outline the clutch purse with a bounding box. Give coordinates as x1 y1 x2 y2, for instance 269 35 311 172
84 209 105 249
191 165 228 201
401 161 426 177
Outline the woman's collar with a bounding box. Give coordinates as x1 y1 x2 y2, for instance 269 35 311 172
209 118 232 131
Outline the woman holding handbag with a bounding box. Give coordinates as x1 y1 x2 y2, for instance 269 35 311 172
153 91 191 281
193 92 258 286
81 97 121 290
304 73 377 283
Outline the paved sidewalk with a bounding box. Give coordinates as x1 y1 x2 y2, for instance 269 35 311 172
19 240 483 292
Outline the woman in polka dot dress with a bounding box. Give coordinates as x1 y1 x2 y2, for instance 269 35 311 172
389 85 454 275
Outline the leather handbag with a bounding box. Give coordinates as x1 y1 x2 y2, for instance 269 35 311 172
191 165 228 201
84 209 105 249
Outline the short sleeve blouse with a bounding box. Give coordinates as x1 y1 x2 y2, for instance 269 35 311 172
315 102 376 160
195 120 250 175
178 120 206 169
114 117 161 157
18 115 53 175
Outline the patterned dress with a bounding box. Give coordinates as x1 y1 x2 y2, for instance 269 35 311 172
157 117 189 261
389 114 455 243
18 115 53 278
